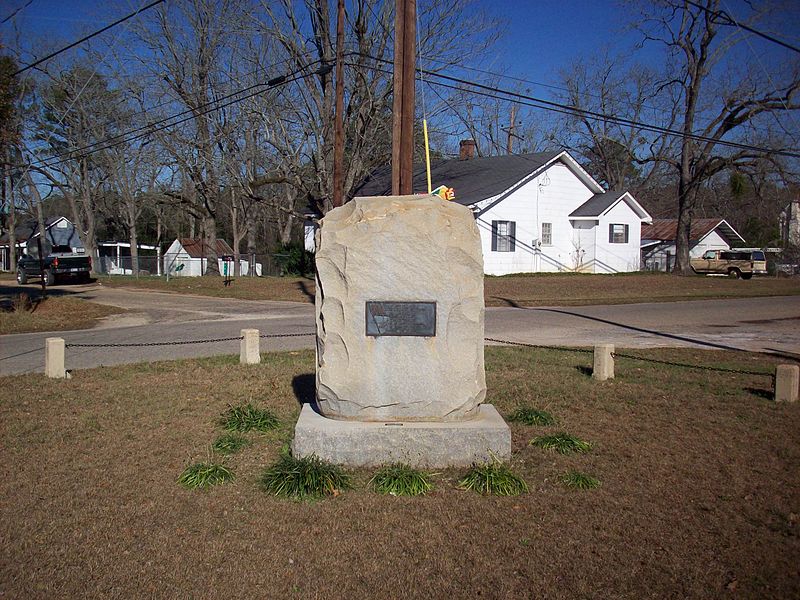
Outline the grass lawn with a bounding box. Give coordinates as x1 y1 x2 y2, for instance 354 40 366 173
101 271 800 306
1 347 798 598
0 293 124 335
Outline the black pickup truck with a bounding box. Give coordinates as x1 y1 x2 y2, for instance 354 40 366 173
17 244 92 285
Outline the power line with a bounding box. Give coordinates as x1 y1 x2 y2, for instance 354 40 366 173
36 50 317 155
1 0 33 24
685 0 800 54
32 61 328 171
355 54 800 160
12 0 166 76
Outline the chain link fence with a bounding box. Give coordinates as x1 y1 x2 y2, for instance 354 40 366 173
93 252 310 278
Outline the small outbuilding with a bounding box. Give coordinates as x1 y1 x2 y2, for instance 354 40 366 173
640 218 746 272
163 238 261 276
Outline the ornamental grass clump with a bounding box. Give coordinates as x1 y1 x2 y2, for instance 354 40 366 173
260 453 351 500
561 470 601 490
530 432 592 454
220 402 280 432
177 462 235 490
212 432 250 455
458 461 528 496
506 406 556 426
370 464 433 497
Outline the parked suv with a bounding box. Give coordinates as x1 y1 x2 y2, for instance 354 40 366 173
690 249 767 280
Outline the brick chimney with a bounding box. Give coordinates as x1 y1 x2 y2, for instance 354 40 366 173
459 139 477 161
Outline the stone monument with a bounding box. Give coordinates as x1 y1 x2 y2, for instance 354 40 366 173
292 194 510 467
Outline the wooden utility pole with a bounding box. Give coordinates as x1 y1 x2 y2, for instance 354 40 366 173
332 0 346 208
507 104 517 155
391 0 416 195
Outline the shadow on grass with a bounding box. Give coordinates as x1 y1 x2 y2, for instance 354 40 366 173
491 296 800 362
0 281 89 312
291 373 316 407
575 365 593 377
295 280 314 303
745 387 774 400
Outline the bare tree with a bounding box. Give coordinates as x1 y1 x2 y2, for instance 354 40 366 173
31 65 122 262
555 52 673 192
133 0 258 274
255 0 504 214
636 0 800 273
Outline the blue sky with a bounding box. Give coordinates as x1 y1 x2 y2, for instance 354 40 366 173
2 0 798 143
5 0 798 97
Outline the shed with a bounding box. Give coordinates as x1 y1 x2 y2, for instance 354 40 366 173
163 238 261 276
641 219 746 272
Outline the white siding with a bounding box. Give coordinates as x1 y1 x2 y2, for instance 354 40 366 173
571 221 596 272
304 221 317 252
642 229 732 272
479 163 595 275
691 230 729 257
595 201 643 273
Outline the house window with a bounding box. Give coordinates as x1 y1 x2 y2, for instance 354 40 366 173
541 223 552 246
491 220 516 252
609 223 629 244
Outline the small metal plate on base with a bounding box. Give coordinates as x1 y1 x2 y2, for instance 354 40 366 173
365 301 436 337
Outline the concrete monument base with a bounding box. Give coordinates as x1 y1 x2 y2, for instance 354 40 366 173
292 403 511 468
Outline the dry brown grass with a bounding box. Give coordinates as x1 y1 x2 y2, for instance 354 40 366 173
103 274 316 303
1 347 798 599
0 295 124 335
102 272 800 307
484 272 800 306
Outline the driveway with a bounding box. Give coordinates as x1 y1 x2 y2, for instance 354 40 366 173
1 283 798 375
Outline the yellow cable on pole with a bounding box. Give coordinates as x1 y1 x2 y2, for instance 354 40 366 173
423 118 432 194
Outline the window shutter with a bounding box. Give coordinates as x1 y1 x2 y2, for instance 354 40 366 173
624 224 629 243
608 224 613 243
491 221 498 251
509 222 516 251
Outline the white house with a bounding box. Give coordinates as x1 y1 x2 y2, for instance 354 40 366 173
341 147 652 275
640 219 746 272
164 237 261 277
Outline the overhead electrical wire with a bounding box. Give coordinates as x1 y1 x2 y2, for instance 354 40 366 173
354 54 800 160
1 0 34 25
720 0 800 145
684 0 800 54
17 0 157 190
43 49 318 153
25 47 799 173
12 0 166 76
32 60 328 170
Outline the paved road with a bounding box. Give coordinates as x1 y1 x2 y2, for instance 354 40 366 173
1 283 799 376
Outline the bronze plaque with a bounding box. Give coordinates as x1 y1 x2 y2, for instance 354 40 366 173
365 301 436 337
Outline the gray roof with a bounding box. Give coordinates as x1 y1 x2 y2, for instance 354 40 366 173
0 216 64 245
569 191 626 218
353 151 562 207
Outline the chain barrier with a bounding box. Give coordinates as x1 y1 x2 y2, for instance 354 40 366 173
484 337 592 354
259 332 315 339
65 332 314 349
66 336 244 348
65 333 774 378
486 336 773 377
610 351 773 377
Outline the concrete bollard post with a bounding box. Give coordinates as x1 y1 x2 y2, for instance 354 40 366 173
240 329 261 365
593 344 614 381
774 364 799 403
45 337 66 379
